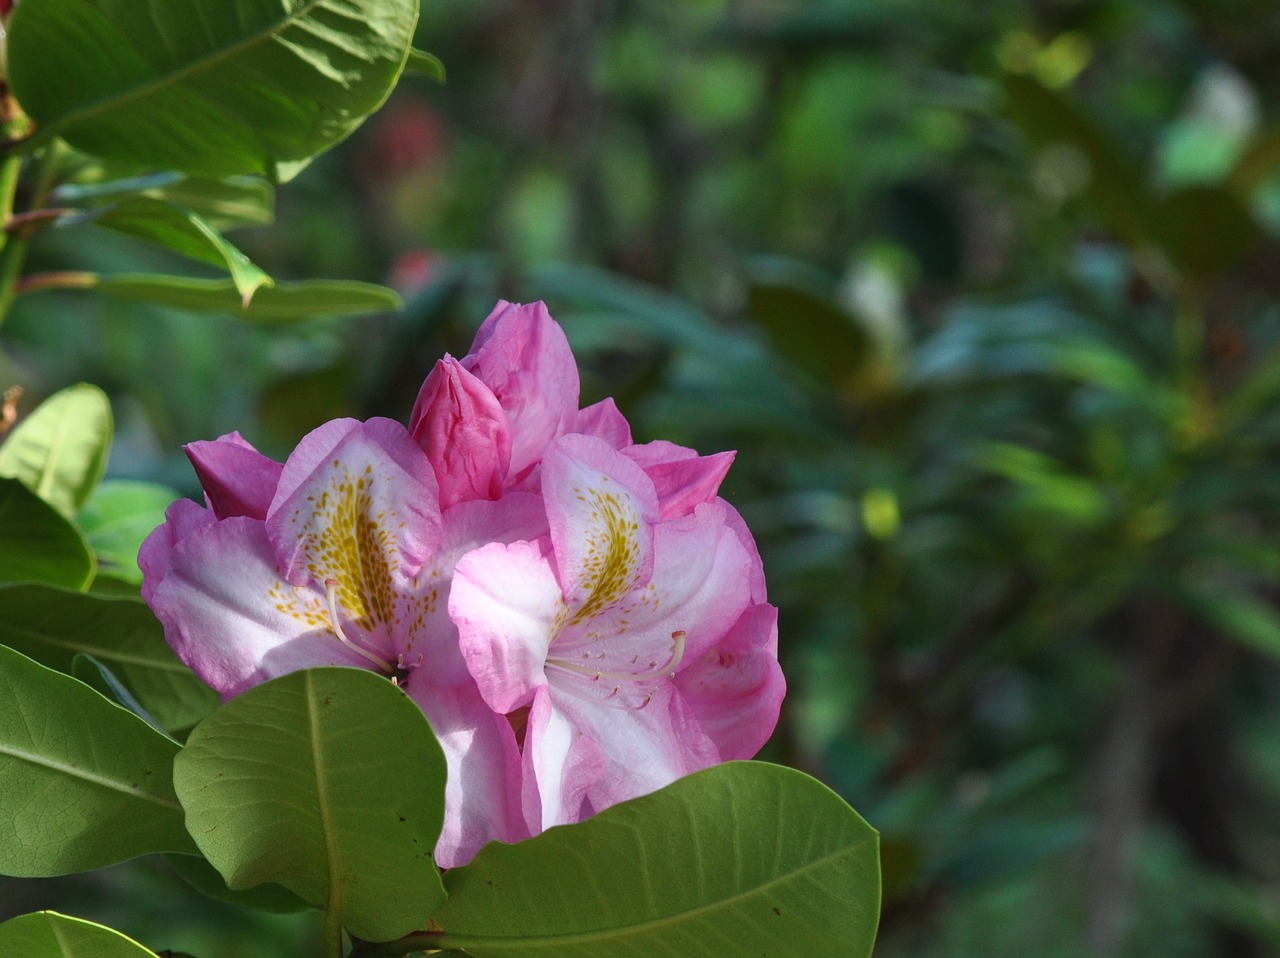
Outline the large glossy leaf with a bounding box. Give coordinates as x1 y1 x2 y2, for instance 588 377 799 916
0 583 218 732
95 274 403 319
0 645 195 877
0 912 161 958
79 198 272 304
174 667 448 943
0 383 112 518
426 762 881 958
166 854 314 914
77 480 179 585
0 479 95 589
54 173 276 229
8 0 420 180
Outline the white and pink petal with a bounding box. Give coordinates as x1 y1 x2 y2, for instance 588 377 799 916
139 496 215 605
541 434 658 614
266 419 443 642
674 603 784 761
405 672 527 867
520 687 606 833
451 538 565 714
150 517 372 699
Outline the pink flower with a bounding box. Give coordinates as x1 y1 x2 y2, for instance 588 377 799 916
143 298 784 859
449 434 783 834
141 419 538 867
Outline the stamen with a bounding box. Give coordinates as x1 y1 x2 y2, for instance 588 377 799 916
546 629 687 684
323 577 396 671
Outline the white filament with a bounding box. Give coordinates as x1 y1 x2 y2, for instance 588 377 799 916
323 577 395 671
547 630 687 685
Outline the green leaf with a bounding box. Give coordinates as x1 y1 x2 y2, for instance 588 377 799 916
977 442 1111 526
77 480 179 585
1001 73 1152 246
166 854 314 914
53 173 276 229
405 47 446 83
8 0 421 180
95 274 403 319
0 583 218 733
0 479 95 590
0 644 196 877
1229 127 1280 196
0 383 112 518
77 198 272 305
174 667 448 943
0 912 161 958
429 762 881 958
1173 578 1280 660
1150 185 1263 283
747 278 870 393
71 654 166 733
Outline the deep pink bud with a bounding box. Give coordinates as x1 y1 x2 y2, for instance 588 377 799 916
461 301 579 481
409 356 513 509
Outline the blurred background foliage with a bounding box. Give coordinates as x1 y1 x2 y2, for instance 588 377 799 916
5 0 1280 955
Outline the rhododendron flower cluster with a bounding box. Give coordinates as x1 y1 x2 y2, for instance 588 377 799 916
141 301 784 867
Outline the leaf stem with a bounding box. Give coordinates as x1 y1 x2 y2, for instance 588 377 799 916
14 270 97 297
0 150 26 330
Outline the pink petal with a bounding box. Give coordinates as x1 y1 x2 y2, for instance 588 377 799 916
149 517 373 699
621 439 698 469
450 538 564 714
641 450 736 520
543 499 753 712
723 500 768 605
521 686 606 833
674 603 785 760
408 357 512 509
461 301 580 480
184 431 283 520
573 398 632 449
540 434 659 609
537 684 716 825
139 497 213 605
266 418 443 592
404 672 527 867
412 493 550 688
652 503 755 663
